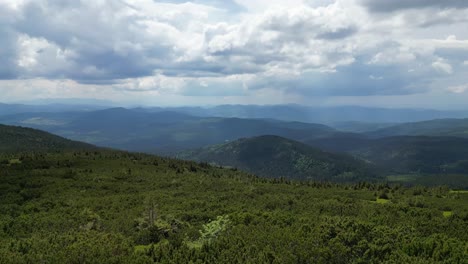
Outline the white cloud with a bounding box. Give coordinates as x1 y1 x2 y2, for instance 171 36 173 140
369 49 416 65
432 59 453 74
446 84 468 94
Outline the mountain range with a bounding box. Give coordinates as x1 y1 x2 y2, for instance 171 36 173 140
2 103 468 187
0 107 349 153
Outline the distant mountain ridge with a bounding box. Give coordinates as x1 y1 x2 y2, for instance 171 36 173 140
4 102 468 123
178 135 378 182
366 118 468 138
147 105 468 123
0 108 348 154
0 102 107 115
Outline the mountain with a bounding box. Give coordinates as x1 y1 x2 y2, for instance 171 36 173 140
0 108 346 154
0 102 106 116
3 102 468 123
178 135 378 182
367 118 468 138
328 121 397 133
0 124 95 153
308 135 468 175
149 105 468 123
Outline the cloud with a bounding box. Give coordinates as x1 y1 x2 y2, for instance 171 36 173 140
446 84 468 94
0 0 467 105
432 59 453 74
361 0 468 13
1 0 226 81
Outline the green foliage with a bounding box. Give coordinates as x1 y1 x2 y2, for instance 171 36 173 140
0 124 95 153
178 135 379 182
0 150 467 263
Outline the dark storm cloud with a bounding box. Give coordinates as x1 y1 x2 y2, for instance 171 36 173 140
316 26 358 40
247 62 428 97
0 28 19 80
362 0 468 13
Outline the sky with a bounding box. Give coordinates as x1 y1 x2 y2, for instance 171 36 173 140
0 0 467 109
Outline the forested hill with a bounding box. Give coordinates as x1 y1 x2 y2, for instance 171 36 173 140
178 135 379 182
0 124 96 153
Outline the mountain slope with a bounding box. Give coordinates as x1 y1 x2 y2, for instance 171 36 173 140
178 135 378 182
1 150 466 262
307 135 468 174
367 118 468 138
0 124 95 152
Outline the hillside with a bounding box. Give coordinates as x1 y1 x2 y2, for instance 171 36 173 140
0 124 95 153
308 135 468 176
367 118 468 138
1 148 467 262
178 135 378 182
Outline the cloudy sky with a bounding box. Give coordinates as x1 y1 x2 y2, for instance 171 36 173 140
1 0 467 108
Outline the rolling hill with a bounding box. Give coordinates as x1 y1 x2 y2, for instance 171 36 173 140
0 124 95 153
178 135 378 182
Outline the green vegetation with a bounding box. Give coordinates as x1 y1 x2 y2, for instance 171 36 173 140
178 135 379 182
387 174 468 189
443 211 453 218
0 150 467 263
0 124 467 262
376 198 390 204
0 124 95 153
309 135 468 185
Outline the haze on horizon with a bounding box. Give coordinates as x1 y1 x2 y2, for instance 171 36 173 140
1 0 467 109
